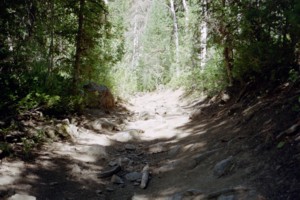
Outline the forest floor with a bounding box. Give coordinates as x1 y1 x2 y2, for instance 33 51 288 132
1 84 300 200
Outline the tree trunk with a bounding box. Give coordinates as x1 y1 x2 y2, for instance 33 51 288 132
170 0 179 74
221 0 233 85
182 0 189 29
223 46 233 86
73 0 85 95
46 0 55 88
200 0 208 69
131 14 139 69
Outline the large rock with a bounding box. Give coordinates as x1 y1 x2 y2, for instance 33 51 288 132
83 82 115 109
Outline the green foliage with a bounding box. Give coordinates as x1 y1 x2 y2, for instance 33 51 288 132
18 92 60 113
21 138 35 158
1 0 299 115
277 141 286 149
169 47 227 95
0 0 123 115
0 142 12 156
288 69 300 83
292 96 300 112
207 0 300 83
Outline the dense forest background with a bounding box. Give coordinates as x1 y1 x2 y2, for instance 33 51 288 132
1 0 299 116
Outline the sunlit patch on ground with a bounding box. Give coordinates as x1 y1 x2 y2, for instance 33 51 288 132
0 161 24 185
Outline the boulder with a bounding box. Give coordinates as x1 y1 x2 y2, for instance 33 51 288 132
83 82 115 109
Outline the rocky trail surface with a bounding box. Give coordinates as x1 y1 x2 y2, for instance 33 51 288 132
1 88 300 200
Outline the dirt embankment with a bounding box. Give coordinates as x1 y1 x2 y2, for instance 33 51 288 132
0 84 300 200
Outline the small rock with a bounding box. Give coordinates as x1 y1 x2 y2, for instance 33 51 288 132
139 111 151 120
96 190 102 195
100 119 117 131
62 119 70 125
111 175 124 184
189 109 203 119
221 93 230 102
110 132 133 142
45 127 57 140
213 156 234 177
71 118 77 124
133 182 140 186
125 172 143 181
184 189 203 196
149 143 167 154
125 144 136 151
21 120 35 127
171 193 183 200
110 129 144 142
217 194 235 200
155 161 179 173
136 178 142 183
171 190 204 200
8 194 36 200
193 149 219 165
109 160 118 167
168 145 180 157
49 182 59 186
65 124 79 138
106 187 114 192
116 157 132 167
71 164 81 174
90 120 102 131
295 134 300 142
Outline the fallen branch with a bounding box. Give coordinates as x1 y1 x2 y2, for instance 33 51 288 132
140 164 150 189
98 165 121 178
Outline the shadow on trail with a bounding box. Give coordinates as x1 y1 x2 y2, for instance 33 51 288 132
174 91 300 200
20 156 103 199
2 88 300 200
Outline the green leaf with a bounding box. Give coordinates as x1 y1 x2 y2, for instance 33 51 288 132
277 141 285 149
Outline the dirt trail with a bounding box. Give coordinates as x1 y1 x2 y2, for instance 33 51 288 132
1 89 299 199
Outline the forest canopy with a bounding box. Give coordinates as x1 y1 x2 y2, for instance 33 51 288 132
0 0 299 115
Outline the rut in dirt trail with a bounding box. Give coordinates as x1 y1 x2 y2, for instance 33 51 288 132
1 89 295 200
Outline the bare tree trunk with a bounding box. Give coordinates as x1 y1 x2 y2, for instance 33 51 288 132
130 0 152 69
182 0 189 29
46 0 55 87
221 0 233 85
170 0 179 75
73 0 85 94
223 46 233 85
200 0 208 69
131 14 139 69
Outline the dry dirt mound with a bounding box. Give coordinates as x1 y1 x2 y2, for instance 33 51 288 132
0 86 299 200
